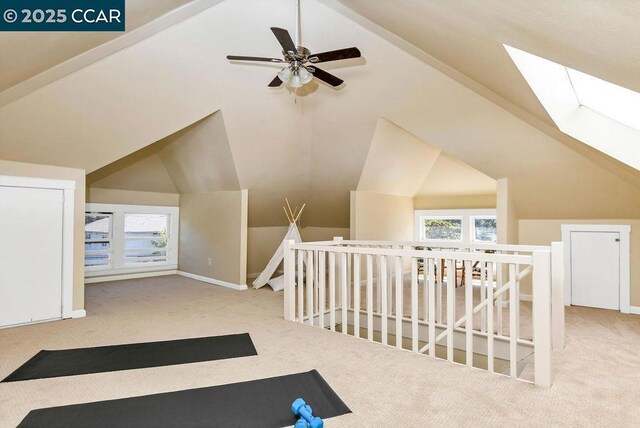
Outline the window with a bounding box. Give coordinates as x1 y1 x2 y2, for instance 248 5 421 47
85 212 113 268
124 214 169 264
422 217 463 241
472 217 497 243
505 45 640 171
415 209 497 243
84 203 179 277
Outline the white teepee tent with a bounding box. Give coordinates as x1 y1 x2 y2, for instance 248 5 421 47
252 200 305 291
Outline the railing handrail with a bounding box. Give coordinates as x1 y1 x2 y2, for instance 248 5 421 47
294 239 550 253
290 242 537 265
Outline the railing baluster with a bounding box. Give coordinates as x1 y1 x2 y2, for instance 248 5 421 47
487 262 495 373
376 254 382 314
306 250 314 326
388 249 393 316
411 257 418 352
515 252 521 340
318 251 325 329
314 251 319 314
428 258 436 357
497 257 504 336
381 255 388 345
446 259 454 362
366 254 373 341
297 250 304 323
353 253 361 339
423 256 428 323
437 258 443 324
480 261 486 333
329 252 336 332
465 259 473 368
347 251 352 310
395 255 403 350
341 253 348 335
509 263 517 378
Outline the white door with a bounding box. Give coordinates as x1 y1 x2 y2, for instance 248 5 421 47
570 231 620 310
0 186 64 327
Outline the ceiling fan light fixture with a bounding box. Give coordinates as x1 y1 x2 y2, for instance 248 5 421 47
289 70 304 88
277 67 293 84
298 67 313 84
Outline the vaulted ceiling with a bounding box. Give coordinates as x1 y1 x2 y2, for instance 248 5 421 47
2 0 640 228
332 0 640 126
0 0 195 92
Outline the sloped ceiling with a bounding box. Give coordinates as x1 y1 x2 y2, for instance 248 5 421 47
88 111 240 193
0 0 195 92
3 0 640 229
331 0 640 128
89 153 178 193
357 118 440 197
418 153 496 197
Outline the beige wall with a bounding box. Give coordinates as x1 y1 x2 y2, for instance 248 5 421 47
87 187 179 206
414 194 496 210
178 190 247 286
519 219 640 307
0 160 85 310
247 226 350 277
497 178 519 244
350 191 414 241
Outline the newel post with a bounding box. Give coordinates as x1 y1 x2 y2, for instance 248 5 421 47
550 242 565 350
284 239 296 321
533 250 552 387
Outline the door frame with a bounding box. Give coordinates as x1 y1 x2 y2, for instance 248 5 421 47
0 175 75 319
561 224 630 313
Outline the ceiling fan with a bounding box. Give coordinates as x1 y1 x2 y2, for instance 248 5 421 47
226 0 362 89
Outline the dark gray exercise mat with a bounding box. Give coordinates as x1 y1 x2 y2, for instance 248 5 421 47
3 333 257 382
18 369 351 428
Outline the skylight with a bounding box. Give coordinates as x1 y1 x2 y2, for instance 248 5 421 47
506 45 640 171
566 68 640 131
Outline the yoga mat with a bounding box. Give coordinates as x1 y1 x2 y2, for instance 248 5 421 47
3 333 257 382
18 370 351 428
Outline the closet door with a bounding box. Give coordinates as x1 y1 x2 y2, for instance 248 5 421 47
0 186 64 327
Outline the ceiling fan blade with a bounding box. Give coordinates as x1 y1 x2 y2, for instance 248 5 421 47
227 55 283 63
309 66 344 87
270 27 297 55
268 76 283 87
309 47 361 63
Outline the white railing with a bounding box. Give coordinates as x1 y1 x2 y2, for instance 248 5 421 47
283 238 564 387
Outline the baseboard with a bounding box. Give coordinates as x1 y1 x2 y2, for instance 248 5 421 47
519 294 533 302
176 271 248 291
629 306 640 315
71 309 87 319
85 270 177 284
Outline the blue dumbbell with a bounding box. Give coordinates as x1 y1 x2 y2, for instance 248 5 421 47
291 398 324 428
294 419 309 428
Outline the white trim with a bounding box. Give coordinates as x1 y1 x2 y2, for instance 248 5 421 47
629 306 640 315
85 270 177 284
519 294 533 302
0 0 225 107
0 175 76 320
0 175 75 190
176 271 247 291
561 224 631 313
71 310 87 318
